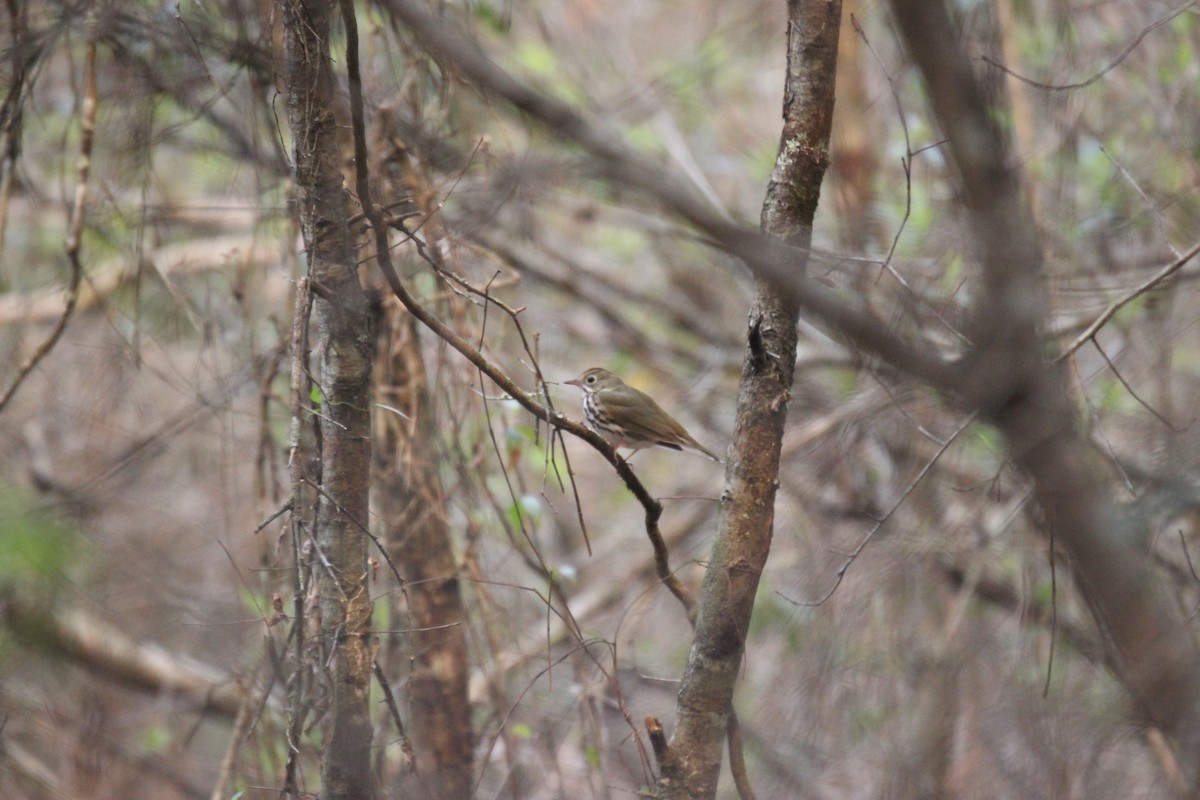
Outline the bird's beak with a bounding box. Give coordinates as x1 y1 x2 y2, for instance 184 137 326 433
564 377 581 387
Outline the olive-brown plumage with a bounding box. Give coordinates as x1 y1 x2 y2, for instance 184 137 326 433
565 367 721 462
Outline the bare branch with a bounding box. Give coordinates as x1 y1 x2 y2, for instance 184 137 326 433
1091 338 1189 432
0 593 252 720
1057 239 1200 362
0 7 96 414
378 0 958 393
981 1 1197 92
781 412 977 607
890 0 1200 786
347 6 696 618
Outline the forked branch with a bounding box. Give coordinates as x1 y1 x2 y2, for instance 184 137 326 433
337 0 695 618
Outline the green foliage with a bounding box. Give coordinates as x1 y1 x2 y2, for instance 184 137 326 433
506 494 543 532
0 490 79 594
1093 372 1139 416
239 585 275 621
902 182 936 244
1031 578 1054 611
473 1 511 33
830 366 860 402
508 42 585 106
622 122 665 154
1076 138 1122 216
647 32 730 131
514 41 558 80
938 254 963 296
508 423 537 447
748 590 812 651
138 724 173 754
373 597 392 631
589 224 650 262
745 139 782 187
963 423 1003 473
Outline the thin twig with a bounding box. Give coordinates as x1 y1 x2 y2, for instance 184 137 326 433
781 411 978 607
283 275 313 798
472 271 561 566
0 0 31 259
473 637 621 797
1057 238 1200 361
1069 356 1137 494
372 661 418 776
1091 338 1189 432
855 11 913 286
1043 532 1058 699
1181 530 1200 585
301 476 407 590
1099 145 1182 260
207 679 255 800
380 0 958 393
253 500 293 535
345 2 692 617
726 709 757 800
981 0 1196 92
851 14 969 348
0 8 97 414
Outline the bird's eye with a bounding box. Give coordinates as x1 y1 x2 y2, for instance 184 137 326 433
586 375 595 384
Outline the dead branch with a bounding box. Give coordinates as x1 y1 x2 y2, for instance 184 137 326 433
0 592 252 720
0 8 96 414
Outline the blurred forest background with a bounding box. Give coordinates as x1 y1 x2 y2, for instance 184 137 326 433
2 0 1200 798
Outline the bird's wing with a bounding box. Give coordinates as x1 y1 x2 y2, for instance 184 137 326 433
612 387 722 461
604 386 689 440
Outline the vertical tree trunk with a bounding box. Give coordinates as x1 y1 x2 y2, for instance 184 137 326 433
279 1 376 798
887 0 1200 788
657 2 842 797
374 310 473 798
830 0 880 253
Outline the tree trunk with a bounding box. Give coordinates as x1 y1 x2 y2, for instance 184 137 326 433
830 0 880 253
888 0 1200 788
280 1 376 798
656 2 842 797
374 309 473 798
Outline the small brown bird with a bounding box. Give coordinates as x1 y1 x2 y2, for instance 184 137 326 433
565 367 722 462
